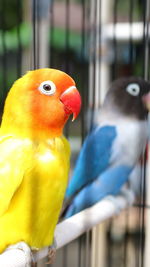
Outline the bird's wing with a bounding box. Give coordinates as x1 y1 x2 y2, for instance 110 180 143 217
0 136 32 216
65 164 133 218
66 125 117 198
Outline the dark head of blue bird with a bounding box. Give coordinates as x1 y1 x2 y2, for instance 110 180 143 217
104 77 150 120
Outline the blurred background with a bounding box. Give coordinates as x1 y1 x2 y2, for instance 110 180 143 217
0 0 150 266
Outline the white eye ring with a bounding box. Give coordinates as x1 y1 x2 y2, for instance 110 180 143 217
126 83 140 96
38 80 56 95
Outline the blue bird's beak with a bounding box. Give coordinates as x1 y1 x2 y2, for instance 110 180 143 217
142 92 150 111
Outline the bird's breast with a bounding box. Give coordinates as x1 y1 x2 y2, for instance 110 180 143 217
109 118 148 166
0 137 70 249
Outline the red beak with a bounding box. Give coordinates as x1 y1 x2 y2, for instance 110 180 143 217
142 92 150 110
60 86 81 121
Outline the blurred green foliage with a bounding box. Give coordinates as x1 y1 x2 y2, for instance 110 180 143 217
0 0 22 30
0 22 82 54
117 0 143 21
0 23 31 54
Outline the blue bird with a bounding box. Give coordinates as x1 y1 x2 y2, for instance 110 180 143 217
64 77 150 218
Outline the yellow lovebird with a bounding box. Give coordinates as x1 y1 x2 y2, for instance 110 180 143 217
0 69 81 256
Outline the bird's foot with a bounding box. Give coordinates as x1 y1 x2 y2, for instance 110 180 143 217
46 240 57 265
6 241 36 267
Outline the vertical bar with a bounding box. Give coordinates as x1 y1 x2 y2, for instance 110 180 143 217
123 1 134 266
38 0 50 68
62 245 68 267
88 0 96 130
94 0 101 109
16 0 22 77
49 0 54 67
144 3 150 267
36 0 40 69
99 0 111 103
32 0 38 69
143 0 150 80
81 0 87 142
63 0 71 261
112 0 118 79
32 0 36 69
64 0 70 139
129 0 134 69
85 231 90 267
107 0 118 265
107 220 113 267
1 0 7 109
88 0 95 111
91 226 97 267
91 1 112 267
22 0 32 74
144 143 150 267
65 0 70 74
140 0 150 266
138 166 144 267
78 235 83 267
138 150 147 267
80 0 90 264
123 212 129 267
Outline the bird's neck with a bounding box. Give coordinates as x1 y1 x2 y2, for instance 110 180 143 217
1 114 63 140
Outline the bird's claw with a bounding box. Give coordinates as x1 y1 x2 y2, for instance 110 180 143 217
46 246 56 265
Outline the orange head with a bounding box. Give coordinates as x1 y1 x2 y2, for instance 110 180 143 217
1 68 81 138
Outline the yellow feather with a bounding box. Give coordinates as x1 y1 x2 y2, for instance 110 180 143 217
0 135 70 252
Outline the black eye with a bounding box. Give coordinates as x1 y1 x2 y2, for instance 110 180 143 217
126 83 140 96
38 80 56 95
43 84 52 91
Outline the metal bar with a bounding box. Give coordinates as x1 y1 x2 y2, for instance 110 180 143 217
88 0 96 129
85 231 90 267
94 0 101 108
49 0 54 67
65 0 70 74
129 0 134 68
80 0 90 263
32 0 38 69
16 0 22 77
1 0 7 105
78 235 83 267
88 0 95 111
139 0 150 266
63 0 71 139
138 149 147 267
112 0 118 79
123 2 135 266
144 143 150 267
91 2 112 266
81 0 87 142
143 0 150 80
123 211 129 267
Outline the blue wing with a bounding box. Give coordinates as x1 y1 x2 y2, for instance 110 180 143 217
66 125 117 198
65 165 133 218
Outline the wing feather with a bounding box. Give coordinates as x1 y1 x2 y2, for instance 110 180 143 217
0 136 32 216
66 125 117 198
